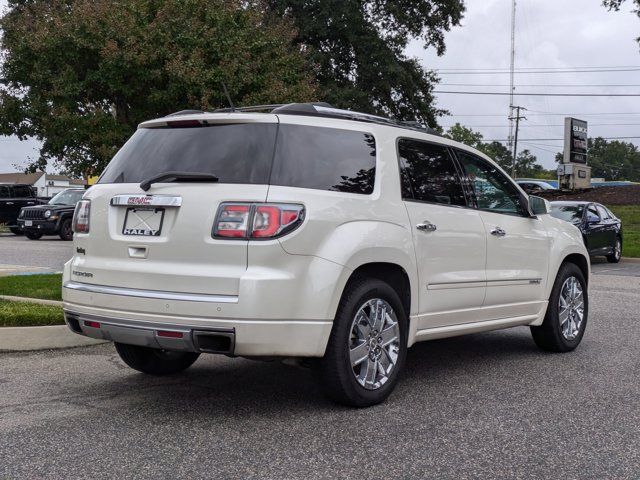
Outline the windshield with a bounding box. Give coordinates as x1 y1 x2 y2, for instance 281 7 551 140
48 190 85 205
551 204 584 225
99 124 278 184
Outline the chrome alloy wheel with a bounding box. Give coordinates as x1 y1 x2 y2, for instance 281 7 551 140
614 239 622 260
348 298 400 390
559 276 584 341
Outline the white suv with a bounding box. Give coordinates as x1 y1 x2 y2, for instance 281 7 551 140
63 103 590 407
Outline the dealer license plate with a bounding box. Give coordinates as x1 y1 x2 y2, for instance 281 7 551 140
122 208 165 236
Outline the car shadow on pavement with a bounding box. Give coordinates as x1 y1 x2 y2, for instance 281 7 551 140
69 328 544 417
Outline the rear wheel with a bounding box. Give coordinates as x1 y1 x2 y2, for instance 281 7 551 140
319 277 407 407
606 237 622 263
9 227 23 235
531 262 588 352
59 218 73 241
25 232 42 240
114 343 200 375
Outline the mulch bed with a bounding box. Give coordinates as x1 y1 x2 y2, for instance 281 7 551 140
539 185 640 205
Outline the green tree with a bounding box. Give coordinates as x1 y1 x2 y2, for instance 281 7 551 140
0 0 317 176
478 141 513 172
444 123 484 146
515 149 544 178
265 0 466 126
587 137 640 181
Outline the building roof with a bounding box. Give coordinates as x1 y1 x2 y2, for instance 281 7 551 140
0 172 44 184
0 172 85 185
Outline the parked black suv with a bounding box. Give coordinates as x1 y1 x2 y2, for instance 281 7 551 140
18 188 85 241
0 184 43 235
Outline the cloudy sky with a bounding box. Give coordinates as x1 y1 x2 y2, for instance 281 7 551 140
1 0 639 172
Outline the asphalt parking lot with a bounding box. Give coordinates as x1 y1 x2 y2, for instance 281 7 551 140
0 233 73 274
1 237 640 479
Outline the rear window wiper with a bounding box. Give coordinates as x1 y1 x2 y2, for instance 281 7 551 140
140 171 219 191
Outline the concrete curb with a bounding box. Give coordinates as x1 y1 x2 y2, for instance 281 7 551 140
621 257 640 264
0 295 63 306
0 325 107 351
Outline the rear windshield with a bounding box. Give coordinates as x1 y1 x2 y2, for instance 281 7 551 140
99 123 376 194
99 124 278 185
551 204 584 225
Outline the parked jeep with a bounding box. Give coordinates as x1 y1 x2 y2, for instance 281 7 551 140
63 103 590 407
0 184 42 234
18 188 85 240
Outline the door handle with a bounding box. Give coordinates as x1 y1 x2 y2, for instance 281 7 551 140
416 221 437 232
491 227 506 237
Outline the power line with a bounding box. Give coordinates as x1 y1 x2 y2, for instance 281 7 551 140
435 67 640 74
434 90 640 97
481 136 640 142
441 122 640 128
442 112 640 117
435 65 640 71
440 83 640 87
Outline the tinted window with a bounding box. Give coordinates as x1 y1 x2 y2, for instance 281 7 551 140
0 186 10 198
49 190 85 205
596 205 610 220
397 139 466 206
13 185 32 197
551 204 585 225
456 151 525 215
270 125 376 194
586 205 600 223
99 124 278 184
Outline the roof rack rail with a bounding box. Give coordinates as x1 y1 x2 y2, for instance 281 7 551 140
170 103 440 135
166 109 206 117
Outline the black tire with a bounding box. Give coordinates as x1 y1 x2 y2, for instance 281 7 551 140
606 236 622 263
25 232 42 240
59 218 73 241
114 343 200 375
9 227 23 235
319 277 408 407
531 262 588 352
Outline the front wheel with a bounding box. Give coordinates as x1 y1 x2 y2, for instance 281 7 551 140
606 237 622 263
59 218 73 241
25 232 42 240
319 277 408 407
531 262 588 352
114 343 200 375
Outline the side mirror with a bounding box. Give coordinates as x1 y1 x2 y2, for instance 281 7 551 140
529 195 550 216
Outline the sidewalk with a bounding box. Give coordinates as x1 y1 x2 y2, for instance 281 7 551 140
0 264 61 277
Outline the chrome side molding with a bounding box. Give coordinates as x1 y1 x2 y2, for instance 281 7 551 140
110 195 182 207
63 281 238 303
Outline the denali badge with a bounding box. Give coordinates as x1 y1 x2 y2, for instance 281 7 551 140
72 270 93 278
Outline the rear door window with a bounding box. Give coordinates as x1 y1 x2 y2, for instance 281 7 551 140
13 185 32 197
270 125 376 194
99 123 278 185
0 186 10 198
397 139 466 206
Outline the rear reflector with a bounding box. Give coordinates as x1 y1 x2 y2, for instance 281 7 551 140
157 330 184 338
84 320 101 329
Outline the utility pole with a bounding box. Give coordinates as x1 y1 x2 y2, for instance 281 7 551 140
510 106 526 178
507 0 517 156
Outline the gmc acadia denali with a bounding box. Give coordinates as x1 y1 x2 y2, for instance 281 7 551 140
63 103 590 407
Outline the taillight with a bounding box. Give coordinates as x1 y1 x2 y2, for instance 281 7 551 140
213 203 304 240
213 204 251 238
73 200 91 234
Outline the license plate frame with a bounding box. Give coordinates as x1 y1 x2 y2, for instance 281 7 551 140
122 207 165 237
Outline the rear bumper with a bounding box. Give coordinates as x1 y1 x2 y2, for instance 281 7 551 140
62 305 333 357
